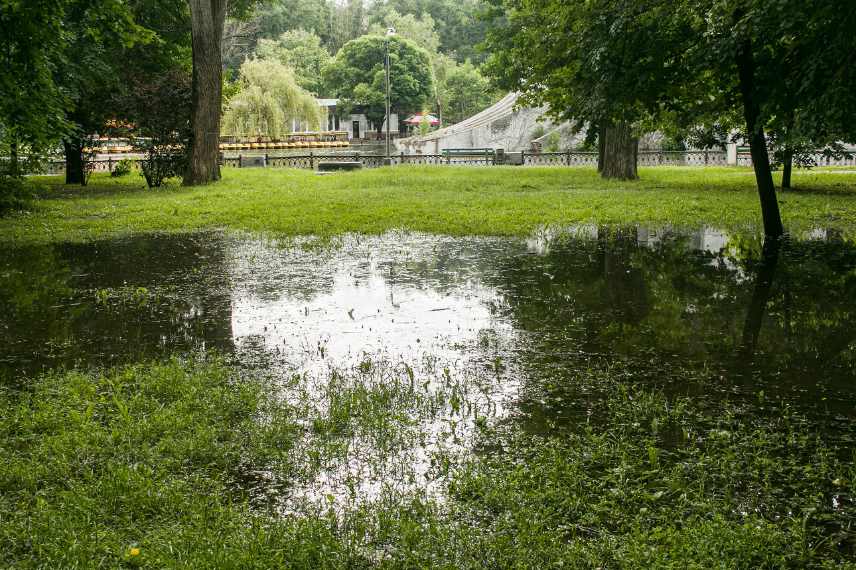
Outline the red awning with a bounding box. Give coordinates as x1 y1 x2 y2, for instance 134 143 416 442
404 114 440 126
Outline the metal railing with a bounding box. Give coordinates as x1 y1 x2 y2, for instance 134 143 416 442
29 149 856 175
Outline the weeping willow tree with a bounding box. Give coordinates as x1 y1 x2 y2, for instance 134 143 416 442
222 59 323 139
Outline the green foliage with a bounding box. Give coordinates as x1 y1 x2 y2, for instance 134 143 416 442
483 0 689 130
323 35 433 132
367 0 489 62
0 176 35 216
418 113 432 136
0 357 308 567
113 68 192 188
367 9 441 54
542 130 561 152
223 59 323 139
0 0 70 158
0 356 851 566
110 159 135 178
3 167 856 244
256 30 332 95
660 135 687 152
436 57 497 125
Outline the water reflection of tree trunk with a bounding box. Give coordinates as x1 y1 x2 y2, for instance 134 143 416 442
600 227 650 324
740 238 781 358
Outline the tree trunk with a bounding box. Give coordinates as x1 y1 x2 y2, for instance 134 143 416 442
184 0 227 186
600 122 638 180
597 124 605 173
735 25 784 237
781 147 793 189
64 138 85 185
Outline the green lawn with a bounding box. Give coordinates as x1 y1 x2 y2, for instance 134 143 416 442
2 358 851 568
3 165 855 243
3 166 856 567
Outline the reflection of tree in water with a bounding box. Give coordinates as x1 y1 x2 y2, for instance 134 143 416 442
0 245 78 385
739 236 856 393
0 234 235 383
490 227 856 430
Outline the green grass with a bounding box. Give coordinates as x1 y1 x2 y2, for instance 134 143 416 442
2 358 852 568
2 165 855 244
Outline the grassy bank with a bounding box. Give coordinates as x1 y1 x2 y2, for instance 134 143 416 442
2 357 852 568
2 166 855 244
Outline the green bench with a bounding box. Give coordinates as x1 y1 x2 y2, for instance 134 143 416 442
441 148 496 164
441 148 496 157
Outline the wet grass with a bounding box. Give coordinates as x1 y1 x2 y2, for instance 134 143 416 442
2 166 855 244
2 356 852 568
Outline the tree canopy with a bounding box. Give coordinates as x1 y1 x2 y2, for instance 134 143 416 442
256 30 332 96
323 35 433 132
222 59 323 139
483 0 856 234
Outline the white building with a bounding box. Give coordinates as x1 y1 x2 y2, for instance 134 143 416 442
317 98 400 140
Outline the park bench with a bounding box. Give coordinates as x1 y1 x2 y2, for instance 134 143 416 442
317 160 362 173
440 148 496 164
441 148 495 158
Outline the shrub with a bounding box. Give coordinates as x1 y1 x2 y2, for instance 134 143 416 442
543 130 562 152
114 68 191 188
110 158 134 177
0 175 34 215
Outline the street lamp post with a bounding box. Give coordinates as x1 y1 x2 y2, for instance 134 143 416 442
384 27 395 166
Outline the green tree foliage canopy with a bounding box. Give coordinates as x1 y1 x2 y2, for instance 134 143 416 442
256 30 332 95
367 0 488 61
367 10 440 54
436 57 497 125
0 0 151 160
323 34 433 131
0 0 69 157
222 59 323 139
483 0 692 128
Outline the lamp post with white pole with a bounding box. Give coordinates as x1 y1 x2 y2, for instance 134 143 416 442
384 27 395 166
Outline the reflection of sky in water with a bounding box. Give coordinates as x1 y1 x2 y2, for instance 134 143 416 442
231 263 505 372
4 226 853 512
226 234 520 510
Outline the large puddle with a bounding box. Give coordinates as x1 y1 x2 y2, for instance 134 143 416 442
2 228 855 512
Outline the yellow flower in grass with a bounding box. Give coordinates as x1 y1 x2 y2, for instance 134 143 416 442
128 547 141 557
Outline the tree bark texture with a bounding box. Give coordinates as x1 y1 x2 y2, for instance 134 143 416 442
735 28 784 237
781 147 793 189
597 124 605 173
600 122 638 180
64 138 85 185
184 0 227 186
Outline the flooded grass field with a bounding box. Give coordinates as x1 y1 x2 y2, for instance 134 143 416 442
1 227 854 566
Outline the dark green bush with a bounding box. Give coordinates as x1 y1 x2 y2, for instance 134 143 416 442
0 175 34 215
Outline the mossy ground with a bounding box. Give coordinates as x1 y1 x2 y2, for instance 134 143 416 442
2 165 855 244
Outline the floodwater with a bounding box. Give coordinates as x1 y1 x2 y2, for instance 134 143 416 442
2 228 855 513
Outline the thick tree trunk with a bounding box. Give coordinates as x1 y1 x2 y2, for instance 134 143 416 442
600 122 638 180
735 29 784 237
64 138 85 185
184 0 227 186
597 124 605 173
781 147 793 189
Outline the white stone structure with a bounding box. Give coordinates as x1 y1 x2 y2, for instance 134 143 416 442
317 98 399 140
395 93 560 154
